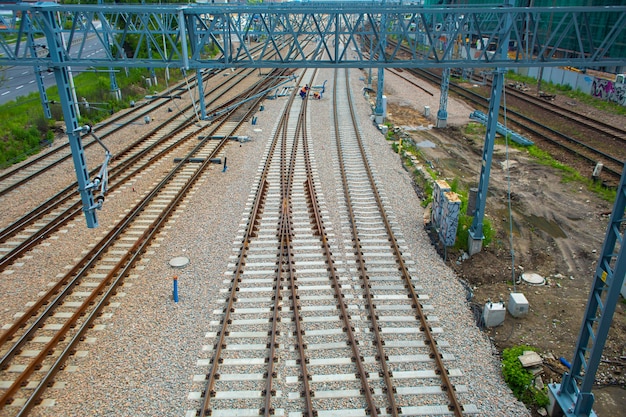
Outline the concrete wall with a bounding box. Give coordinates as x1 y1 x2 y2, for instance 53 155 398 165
514 67 626 106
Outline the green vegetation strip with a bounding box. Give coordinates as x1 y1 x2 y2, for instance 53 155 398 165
0 67 182 169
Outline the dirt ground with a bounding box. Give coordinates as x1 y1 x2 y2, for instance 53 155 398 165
383 95 625 416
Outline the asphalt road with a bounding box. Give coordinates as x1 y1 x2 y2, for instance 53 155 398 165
0 33 106 107
0 65 57 106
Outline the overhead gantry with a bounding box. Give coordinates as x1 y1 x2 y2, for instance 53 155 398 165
0 2 625 236
2 3 626 70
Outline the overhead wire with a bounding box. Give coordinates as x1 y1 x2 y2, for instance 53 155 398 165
162 64 196 123
182 68 201 123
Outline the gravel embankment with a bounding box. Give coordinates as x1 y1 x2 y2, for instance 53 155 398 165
3 68 529 417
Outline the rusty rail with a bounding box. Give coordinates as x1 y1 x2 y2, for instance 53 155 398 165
334 68 465 417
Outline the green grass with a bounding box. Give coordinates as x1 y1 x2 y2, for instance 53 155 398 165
464 121 486 136
0 96 55 168
0 67 183 169
502 345 550 408
521 145 616 202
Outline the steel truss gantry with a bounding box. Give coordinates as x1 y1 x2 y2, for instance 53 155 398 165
1 2 625 234
2 3 626 70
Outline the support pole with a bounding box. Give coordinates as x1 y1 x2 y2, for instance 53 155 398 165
374 67 385 124
436 67 449 128
374 7 387 125
109 71 121 101
25 14 51 119
467 69 502 255
436 10 454 128
197 69 207 120
40 5 98 228
468 0 514 255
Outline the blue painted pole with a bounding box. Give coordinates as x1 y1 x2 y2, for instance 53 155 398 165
173 276 179 302
223 157 227 172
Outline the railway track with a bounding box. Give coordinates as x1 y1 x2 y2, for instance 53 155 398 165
0 69 289 271
409 68 625 184
0 35 296 201
502 82 626 145
0 80 191 197
188 67 476 416
378 39 625 185
0 79 266 416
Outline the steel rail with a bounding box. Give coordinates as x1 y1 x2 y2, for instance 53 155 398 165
331 68 399 416
410 68 625 182
198 70 306 417
276 87 316 417
0 91 265 415
338 67 465 416
0 54 257 198
296 72 385 416
374 37 625 183
0 81 191 196
0 71 285 271
0 74 280 348
11 123 242 416
503 85 626 144
0 69 225 237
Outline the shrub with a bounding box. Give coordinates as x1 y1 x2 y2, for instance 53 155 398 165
502 345 549 408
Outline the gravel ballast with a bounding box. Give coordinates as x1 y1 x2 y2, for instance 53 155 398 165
2 69 529 417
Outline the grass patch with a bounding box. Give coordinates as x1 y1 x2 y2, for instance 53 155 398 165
521 145 616 202
502 345 550 408
0 67 183 169
464 121 486 136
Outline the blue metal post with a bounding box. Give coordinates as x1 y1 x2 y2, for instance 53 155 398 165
173 276 179 302
374 7 386 124
109 70 121 101
367 35 373 89
467 69 503 254
39 5 98 228
25 14 51 119
436 67 449 128
467 0 514 254
185 12 206 120
549 163 626 417
436 4 454 128
197 69 207 120
374 67 385 123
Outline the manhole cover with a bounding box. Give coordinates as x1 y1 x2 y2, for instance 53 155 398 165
169 256 190 268
521 272 545 286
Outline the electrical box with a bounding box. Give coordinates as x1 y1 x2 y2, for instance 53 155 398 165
508 292 529 317
482 302 506 327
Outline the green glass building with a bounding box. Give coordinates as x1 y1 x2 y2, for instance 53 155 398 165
422 0 626 73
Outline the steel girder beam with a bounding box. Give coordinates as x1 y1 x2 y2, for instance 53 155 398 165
1 4 625 70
